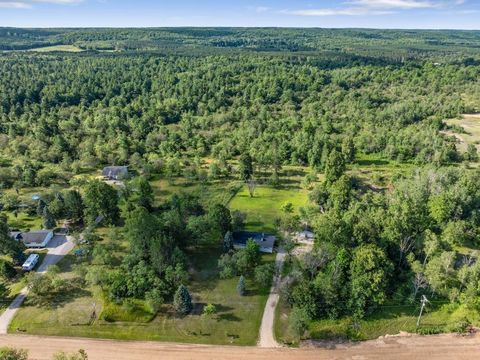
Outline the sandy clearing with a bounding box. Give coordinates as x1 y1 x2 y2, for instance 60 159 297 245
1 333 480 360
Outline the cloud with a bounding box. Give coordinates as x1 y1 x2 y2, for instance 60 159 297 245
255 6 270 13
285 0 466 17
347 0 438 9
286 8 394 16
0 1 31 7
0 0 82 8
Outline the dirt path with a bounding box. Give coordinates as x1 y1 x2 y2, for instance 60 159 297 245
258 248 285 348
1 333 480 360
0 232 75 335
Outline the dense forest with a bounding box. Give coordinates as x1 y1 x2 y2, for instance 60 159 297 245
1 28 480 341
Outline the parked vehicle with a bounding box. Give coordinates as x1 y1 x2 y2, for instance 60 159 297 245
22 254 40 271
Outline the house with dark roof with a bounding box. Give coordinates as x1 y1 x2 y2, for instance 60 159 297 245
233 231 276 254
102 166 129 180
10 230 54 249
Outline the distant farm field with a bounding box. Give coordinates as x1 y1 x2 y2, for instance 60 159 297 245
443 113 480 152
28 45 83 52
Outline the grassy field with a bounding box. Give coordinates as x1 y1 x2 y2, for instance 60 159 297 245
230 185 308 234
28 45 83 53
150 177 237 208
9 246 274 345
1 211 43 231
307 302 480 341
349 153 417 189
443 113 480 152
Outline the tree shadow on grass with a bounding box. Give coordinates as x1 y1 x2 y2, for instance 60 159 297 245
217 313 241 322
356 159 390 166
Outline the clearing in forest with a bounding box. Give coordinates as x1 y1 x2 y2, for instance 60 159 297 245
443 113 480 152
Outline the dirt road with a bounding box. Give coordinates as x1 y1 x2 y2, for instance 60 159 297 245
0 233 74 334
1 333 480 360
258 248 285 348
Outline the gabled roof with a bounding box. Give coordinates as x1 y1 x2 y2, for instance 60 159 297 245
102 166 128 177
10 230 52 245
233 231 276 253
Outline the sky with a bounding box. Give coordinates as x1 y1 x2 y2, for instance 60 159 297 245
0 0 479 29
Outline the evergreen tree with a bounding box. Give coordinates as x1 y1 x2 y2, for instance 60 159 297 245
237 275 246 296
223 231 234 253
36 199 46 217
42 206 56 229
173 285 193 315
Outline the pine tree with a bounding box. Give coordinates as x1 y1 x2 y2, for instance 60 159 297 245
173 285 192 315
223 231 234 253
42 206 56 230
237 275 246 296
36 199 46 217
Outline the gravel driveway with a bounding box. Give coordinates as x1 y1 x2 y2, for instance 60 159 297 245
258 248 285 348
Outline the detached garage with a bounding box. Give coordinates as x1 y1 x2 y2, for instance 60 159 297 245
10 230 54 249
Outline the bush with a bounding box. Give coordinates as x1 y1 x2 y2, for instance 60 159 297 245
288 307 311 338
254 263 275 288
203 303 217 316
145 288 164 314
53 349 88 360
0 347 28 360
0 259 17 280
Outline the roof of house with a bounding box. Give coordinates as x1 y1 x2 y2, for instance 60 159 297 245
233 231 276 252
102 166 128 177
10 230 53 245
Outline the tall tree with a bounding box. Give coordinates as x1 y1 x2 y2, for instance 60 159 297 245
64 190 84 221
42 206 56 230
238 153 254 182
324 149 346 184
83 181 119 225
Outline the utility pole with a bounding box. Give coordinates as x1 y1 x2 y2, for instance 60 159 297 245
416 295 429 329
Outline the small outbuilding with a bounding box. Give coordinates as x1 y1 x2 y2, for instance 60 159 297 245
297 230 314 242
233 231 276 254
10 230 54 249
102 166 129 180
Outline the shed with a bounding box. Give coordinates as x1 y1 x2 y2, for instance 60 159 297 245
233 231 276 254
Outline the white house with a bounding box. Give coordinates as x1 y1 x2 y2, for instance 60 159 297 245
10 230 54 249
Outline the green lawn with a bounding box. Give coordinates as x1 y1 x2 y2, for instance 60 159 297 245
229 185 308 234
1 211 42 231
307 302 480 341
9 248 274 346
